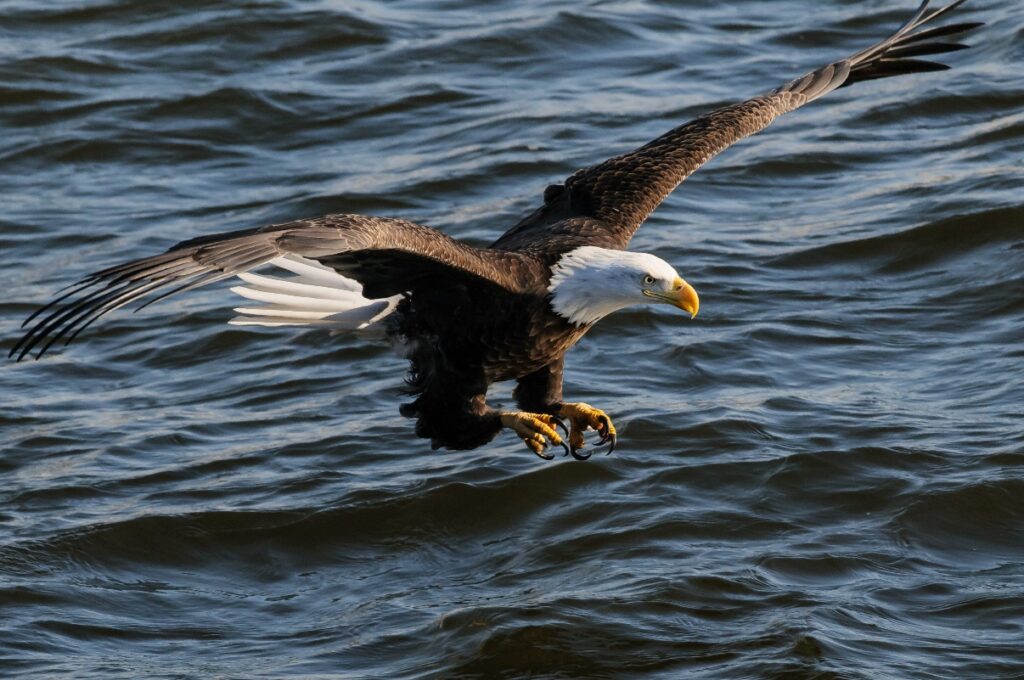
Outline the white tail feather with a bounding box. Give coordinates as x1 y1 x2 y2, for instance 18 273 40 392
229 285 364 311
228 256 399 330
233 306 342 320
271 255 362 291
235 271 365 302
229 317 345 328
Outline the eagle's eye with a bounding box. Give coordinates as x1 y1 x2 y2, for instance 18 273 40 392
642 275 655 285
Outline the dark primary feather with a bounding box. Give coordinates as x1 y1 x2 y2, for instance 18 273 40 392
11 215 533 361
492 0 978 252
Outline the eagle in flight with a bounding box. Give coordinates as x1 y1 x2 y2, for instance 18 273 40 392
13 1 977 460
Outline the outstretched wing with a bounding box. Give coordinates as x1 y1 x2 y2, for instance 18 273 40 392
492 0 979 251
12 214 532 361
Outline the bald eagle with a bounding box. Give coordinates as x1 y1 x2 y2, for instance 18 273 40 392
12 1 977 459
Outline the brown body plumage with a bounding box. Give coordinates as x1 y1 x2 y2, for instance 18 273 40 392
12 1 979 457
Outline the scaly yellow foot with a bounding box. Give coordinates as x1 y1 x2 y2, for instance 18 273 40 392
557 402 617 459
500 411 569 460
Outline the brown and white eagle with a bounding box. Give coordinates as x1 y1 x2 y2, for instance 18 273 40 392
12 1 977 459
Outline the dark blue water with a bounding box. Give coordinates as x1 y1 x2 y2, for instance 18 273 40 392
2 1 1023 677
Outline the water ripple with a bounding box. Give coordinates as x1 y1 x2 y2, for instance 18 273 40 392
1 0 1022 677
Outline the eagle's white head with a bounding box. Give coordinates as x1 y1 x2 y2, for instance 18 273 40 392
547 246 699 326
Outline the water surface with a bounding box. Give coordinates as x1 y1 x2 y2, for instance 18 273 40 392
2 0 1023 677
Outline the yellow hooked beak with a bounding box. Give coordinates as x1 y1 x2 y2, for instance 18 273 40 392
645 277 700 319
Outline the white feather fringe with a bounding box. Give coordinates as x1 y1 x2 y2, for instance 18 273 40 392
228 256 399 330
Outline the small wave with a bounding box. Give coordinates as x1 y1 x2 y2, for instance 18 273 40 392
0 85 77 108
142 87 308 127
0 135 240 167
771 205 1024 274
893 477 1024 567
853 89 1024 129
84 8 388 53
0 463 620 574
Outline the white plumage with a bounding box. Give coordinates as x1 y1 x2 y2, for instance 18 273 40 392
547 246 683 326
228 256 398 330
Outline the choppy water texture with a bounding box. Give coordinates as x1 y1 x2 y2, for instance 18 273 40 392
2 0 1023 677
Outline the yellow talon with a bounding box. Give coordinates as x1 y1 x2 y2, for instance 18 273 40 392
569 427 586 452
557 402 617 458
500 412 569 460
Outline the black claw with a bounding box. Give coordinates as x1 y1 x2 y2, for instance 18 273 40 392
593 414 616 454
533 447 556 461
556 439 570 458
570 445 592 461
551 416 569 437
